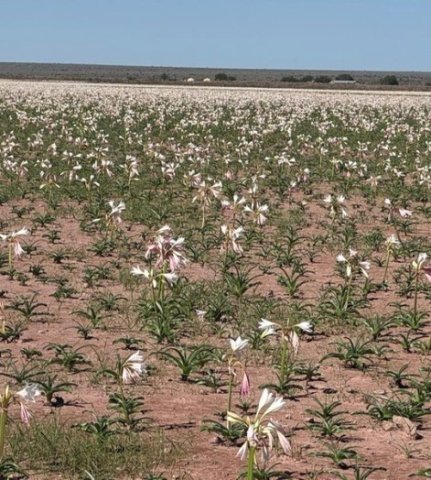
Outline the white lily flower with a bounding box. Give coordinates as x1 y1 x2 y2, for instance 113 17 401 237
122 351 146 384
228 388 290 461
131 265 148 276
296 321 313 333
385 234 400 247
399 208 412 218
258 319 277 330
412 252 428 271
16 383 41 402
229 336 249 353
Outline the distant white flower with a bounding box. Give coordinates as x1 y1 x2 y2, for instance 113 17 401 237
412 253 428 272
108 200 126 224
385 234 400 248
296 321 313 334
229 336 249 353
0 227 30 260
399 208 412 218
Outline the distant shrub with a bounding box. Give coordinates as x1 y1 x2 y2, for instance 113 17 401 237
215 72 228 81
282 75 314 83
215 72 236 81
160 73 169 81
335 73 354 81
301 75 314 82
380 75 399 86
314 75 332 83
281 75 300 82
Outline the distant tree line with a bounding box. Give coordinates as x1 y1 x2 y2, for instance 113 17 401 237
282 74 354 83
214 72 236 81
281 73 401 86
153 71 403 87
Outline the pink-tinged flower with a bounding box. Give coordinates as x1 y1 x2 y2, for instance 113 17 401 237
221 194 246 212
221 225 244 254
244 203 269 226
227 388 291 461
192 180 222 204
15 383 41 426
122 351 146 384
0 227 30 260
145 226 187 272
240 371 250 398
288 330 299 355
337 250 370 279
19 402 32 426
13 241 25 259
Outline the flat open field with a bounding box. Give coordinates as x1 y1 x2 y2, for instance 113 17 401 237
1 62 431 90
1 81 431 479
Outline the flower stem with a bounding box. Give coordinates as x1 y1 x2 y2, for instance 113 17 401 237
8 243 12 271
227 371 234 427
280 339 287 382
382 251 390 285
414 271 419 317
247 446 255 480
0 407 7 458
201 203 205 230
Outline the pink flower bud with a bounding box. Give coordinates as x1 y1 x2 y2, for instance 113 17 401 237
240 371 250 398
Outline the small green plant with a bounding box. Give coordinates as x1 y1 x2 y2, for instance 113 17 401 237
314 441 358 468
306 398 352 438
159 345 214 381
108 392 146 430
323 337 375 369
35 375 76 405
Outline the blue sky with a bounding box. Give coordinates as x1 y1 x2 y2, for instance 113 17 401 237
1 0 430 71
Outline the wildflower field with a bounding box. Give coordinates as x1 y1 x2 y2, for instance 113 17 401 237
1 80 431 479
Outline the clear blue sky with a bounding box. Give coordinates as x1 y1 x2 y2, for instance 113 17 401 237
1 0 430 71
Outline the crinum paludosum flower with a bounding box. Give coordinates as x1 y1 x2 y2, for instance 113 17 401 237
0 227 30 269
227 388 291 477
221 225 244 255
258 318 312 355
323 194 347 221
93 200 126 236
192 179 222 228
336 249 370 279
107 200 126 226
0 383 42 458
382 234 401 285
121 351 146 384
244 202 269 226
225 336 250 422
131 265 178 302
145 225 187 272
384 198 413 222
411 253 429 317
412 252 428 273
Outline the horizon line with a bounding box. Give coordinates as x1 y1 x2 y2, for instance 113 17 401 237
1 60 430 75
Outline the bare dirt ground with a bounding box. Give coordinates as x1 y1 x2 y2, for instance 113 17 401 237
1 193 430 480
